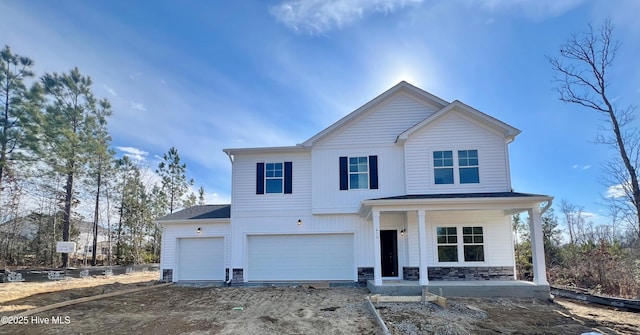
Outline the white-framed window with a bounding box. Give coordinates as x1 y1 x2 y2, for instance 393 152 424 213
432 149 479 185
433 151 454 184
458 150 479 184
436 225 485 263
436 227 458 262
265 162 283 193
463 226 484 262
349 156 369 189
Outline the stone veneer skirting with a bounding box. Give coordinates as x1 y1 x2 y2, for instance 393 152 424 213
162 269 173 282
358 267 374 283
401 266 514 281
429 266 514 280
232 268 244 283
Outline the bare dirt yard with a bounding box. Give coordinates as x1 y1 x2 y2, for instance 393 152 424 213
1 272 638 335
378 297 640 335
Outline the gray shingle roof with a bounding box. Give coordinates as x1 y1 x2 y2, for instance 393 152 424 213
370 192 549 201
156 205 231 221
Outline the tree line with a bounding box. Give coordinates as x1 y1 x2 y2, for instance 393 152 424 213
512 19 640 298
513 206 640 298
0 45 203 268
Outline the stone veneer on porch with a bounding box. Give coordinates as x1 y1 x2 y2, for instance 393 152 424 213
404 266 514 281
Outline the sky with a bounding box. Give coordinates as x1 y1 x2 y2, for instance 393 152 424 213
2 0 640 228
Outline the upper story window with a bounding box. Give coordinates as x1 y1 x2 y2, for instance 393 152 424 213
458 150 479 184
433 151 453 184
432 150 479 185
339 155 378 190
256 162 292 194
349 157 369 189
265 163 283 193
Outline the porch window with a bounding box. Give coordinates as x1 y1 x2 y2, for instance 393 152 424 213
436 227 458 262
463 226 484 262
436 226 485 263
433 151 454 184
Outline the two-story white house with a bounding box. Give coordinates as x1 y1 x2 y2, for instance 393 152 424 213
158 81 553 297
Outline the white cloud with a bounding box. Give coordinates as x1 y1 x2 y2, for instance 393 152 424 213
130 101 147 111
269 0 423 34
104 85 117 97
129 72 142 81
116 146 149 162
606 184 626 198
571 164 591 170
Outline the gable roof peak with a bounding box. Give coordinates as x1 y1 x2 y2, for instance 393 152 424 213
301 81 449 147
396 99 521 144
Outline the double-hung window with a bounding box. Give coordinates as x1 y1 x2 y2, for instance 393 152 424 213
433 150 479 184
463 226 484 262
436 227 458 262
339 155 378 190
265 163 283 193
349 157 369 189
458 150 479 184
436 226 485 263
433 151 454 184
256 162 292 194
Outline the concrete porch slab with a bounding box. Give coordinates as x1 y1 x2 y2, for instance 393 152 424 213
367 280 550 299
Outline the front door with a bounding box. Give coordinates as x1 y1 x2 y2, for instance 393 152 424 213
380 230 398 277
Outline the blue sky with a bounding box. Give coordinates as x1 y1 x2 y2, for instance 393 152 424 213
2 0 640 226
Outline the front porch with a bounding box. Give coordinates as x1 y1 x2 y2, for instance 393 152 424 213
367 279 550 299
359 192 554 300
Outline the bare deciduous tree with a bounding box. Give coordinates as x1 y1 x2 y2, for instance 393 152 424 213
548 20 640 237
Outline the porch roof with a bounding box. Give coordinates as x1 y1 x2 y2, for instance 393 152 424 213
358 192 552 218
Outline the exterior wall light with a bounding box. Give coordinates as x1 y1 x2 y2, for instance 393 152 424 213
400 229 406 236
196 227 202 234
297 219 302 226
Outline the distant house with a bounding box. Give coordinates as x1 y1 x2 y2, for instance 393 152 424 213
158 81 553 297
0 215 112 264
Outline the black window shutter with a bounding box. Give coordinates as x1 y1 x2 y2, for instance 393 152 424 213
284 162 292 194
256 162 265 194
339 156 348 190
369 155 378 189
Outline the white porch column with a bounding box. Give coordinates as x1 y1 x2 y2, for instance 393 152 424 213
417 210 429 285
528 207 549 286
373 210 382 286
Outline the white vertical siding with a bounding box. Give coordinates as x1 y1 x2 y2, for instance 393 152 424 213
404 112 510 194
231 151 311 214
160 221 230 273
315 93 437 148
311 145 405 213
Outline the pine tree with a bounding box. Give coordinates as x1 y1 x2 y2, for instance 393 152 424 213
156 147 193 213
39 68 112 268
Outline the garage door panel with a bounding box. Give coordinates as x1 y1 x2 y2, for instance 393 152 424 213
178 237 224 281
248 234 354 281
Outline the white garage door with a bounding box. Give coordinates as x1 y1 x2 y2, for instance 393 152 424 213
248 234 354 281
177 237 224 281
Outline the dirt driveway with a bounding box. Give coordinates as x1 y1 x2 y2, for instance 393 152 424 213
1 272 639 335
1 274 378 335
